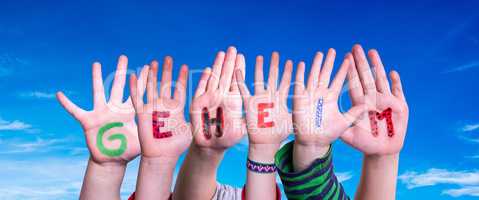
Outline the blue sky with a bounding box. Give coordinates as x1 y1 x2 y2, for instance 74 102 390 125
0 0 478 199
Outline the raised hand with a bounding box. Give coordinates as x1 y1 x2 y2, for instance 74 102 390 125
57 55 145 164
293 49 365 147
236 52 293 200
236 52 292 146
130 56 191 158
174 47 245 200
189 47 245 150
341 45 409 156
130 57 191 200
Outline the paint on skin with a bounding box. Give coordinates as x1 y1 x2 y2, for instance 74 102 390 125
201 107 224 139
214 107 224 137
202 107 212 139
258 103 274 128
314 98 324 128
369 108 394 137
96 122 127 157
152 111 173 139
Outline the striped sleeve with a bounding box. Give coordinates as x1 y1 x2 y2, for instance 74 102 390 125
274 141 350 200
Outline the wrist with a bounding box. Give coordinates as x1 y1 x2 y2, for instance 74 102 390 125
248 143 280 163
87 158 127 185
140 155 178 169
364 153 399 167
89 157 127 171
292 141 330 172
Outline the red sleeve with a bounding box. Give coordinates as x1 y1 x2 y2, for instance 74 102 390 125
241 184 281 200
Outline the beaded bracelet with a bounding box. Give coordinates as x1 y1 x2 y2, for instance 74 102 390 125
246 158 277 173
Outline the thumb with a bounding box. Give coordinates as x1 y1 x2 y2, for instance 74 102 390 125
343 104 367 126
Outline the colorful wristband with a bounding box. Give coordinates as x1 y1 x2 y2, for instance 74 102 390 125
247 158 277 173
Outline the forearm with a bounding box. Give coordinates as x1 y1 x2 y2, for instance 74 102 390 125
246 144 279 200
173 144 225 200
292 140 329 171
135 156 178 200
355 154 399 200
80 158 126 200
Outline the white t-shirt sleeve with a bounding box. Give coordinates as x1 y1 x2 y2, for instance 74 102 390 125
210 183 242 200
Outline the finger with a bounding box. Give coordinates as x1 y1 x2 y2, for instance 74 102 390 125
231 54 246 93
147 62 159 104
173 64 189 103
109 55 128 104
390 70 406 101
56 92 86 120
129 74 142 110
92 62 106 108
254 55 265 94
340 128 354 146
160 56 173 98
352 44 376 95
330 54 351 96
218 46 237 94
347 54 364 103
368 49 391 93
278 59 293 96
294 61 306 93
267 51 280 91
306 52 324 91
137 65 150 99
206 51 226 91
318 48 336 90
194 67 212 98
235 69 251 101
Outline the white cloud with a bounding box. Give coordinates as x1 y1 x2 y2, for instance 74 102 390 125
462 123 479 132
337 171 353 182
0 137 78 155
443 61 479 73
442 186 479 197
0 157 140 200
399 168 479 197
0 118 32 131
19 91 56 99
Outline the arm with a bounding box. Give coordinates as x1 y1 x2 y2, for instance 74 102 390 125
279 49 364 200
235 52 292 200
356 154 399 200
173 47 245 200
80 159 126 200
341 45 409 200
174 144 225 200
56 56 146 200
130 57 191 199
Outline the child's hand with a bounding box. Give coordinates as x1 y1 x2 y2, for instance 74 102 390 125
190 47 245 151
130 56 191 158
341 45 409 156
235 52 292 146
293 49 366 147
57 55 144 164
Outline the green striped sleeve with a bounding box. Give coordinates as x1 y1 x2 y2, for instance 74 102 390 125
274 141 350 200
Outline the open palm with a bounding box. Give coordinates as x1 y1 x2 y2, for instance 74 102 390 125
293 49 365 147
236 52 292 145
57 55 144 164
190 47 246 150
341 45 409 155
130 57 192 158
